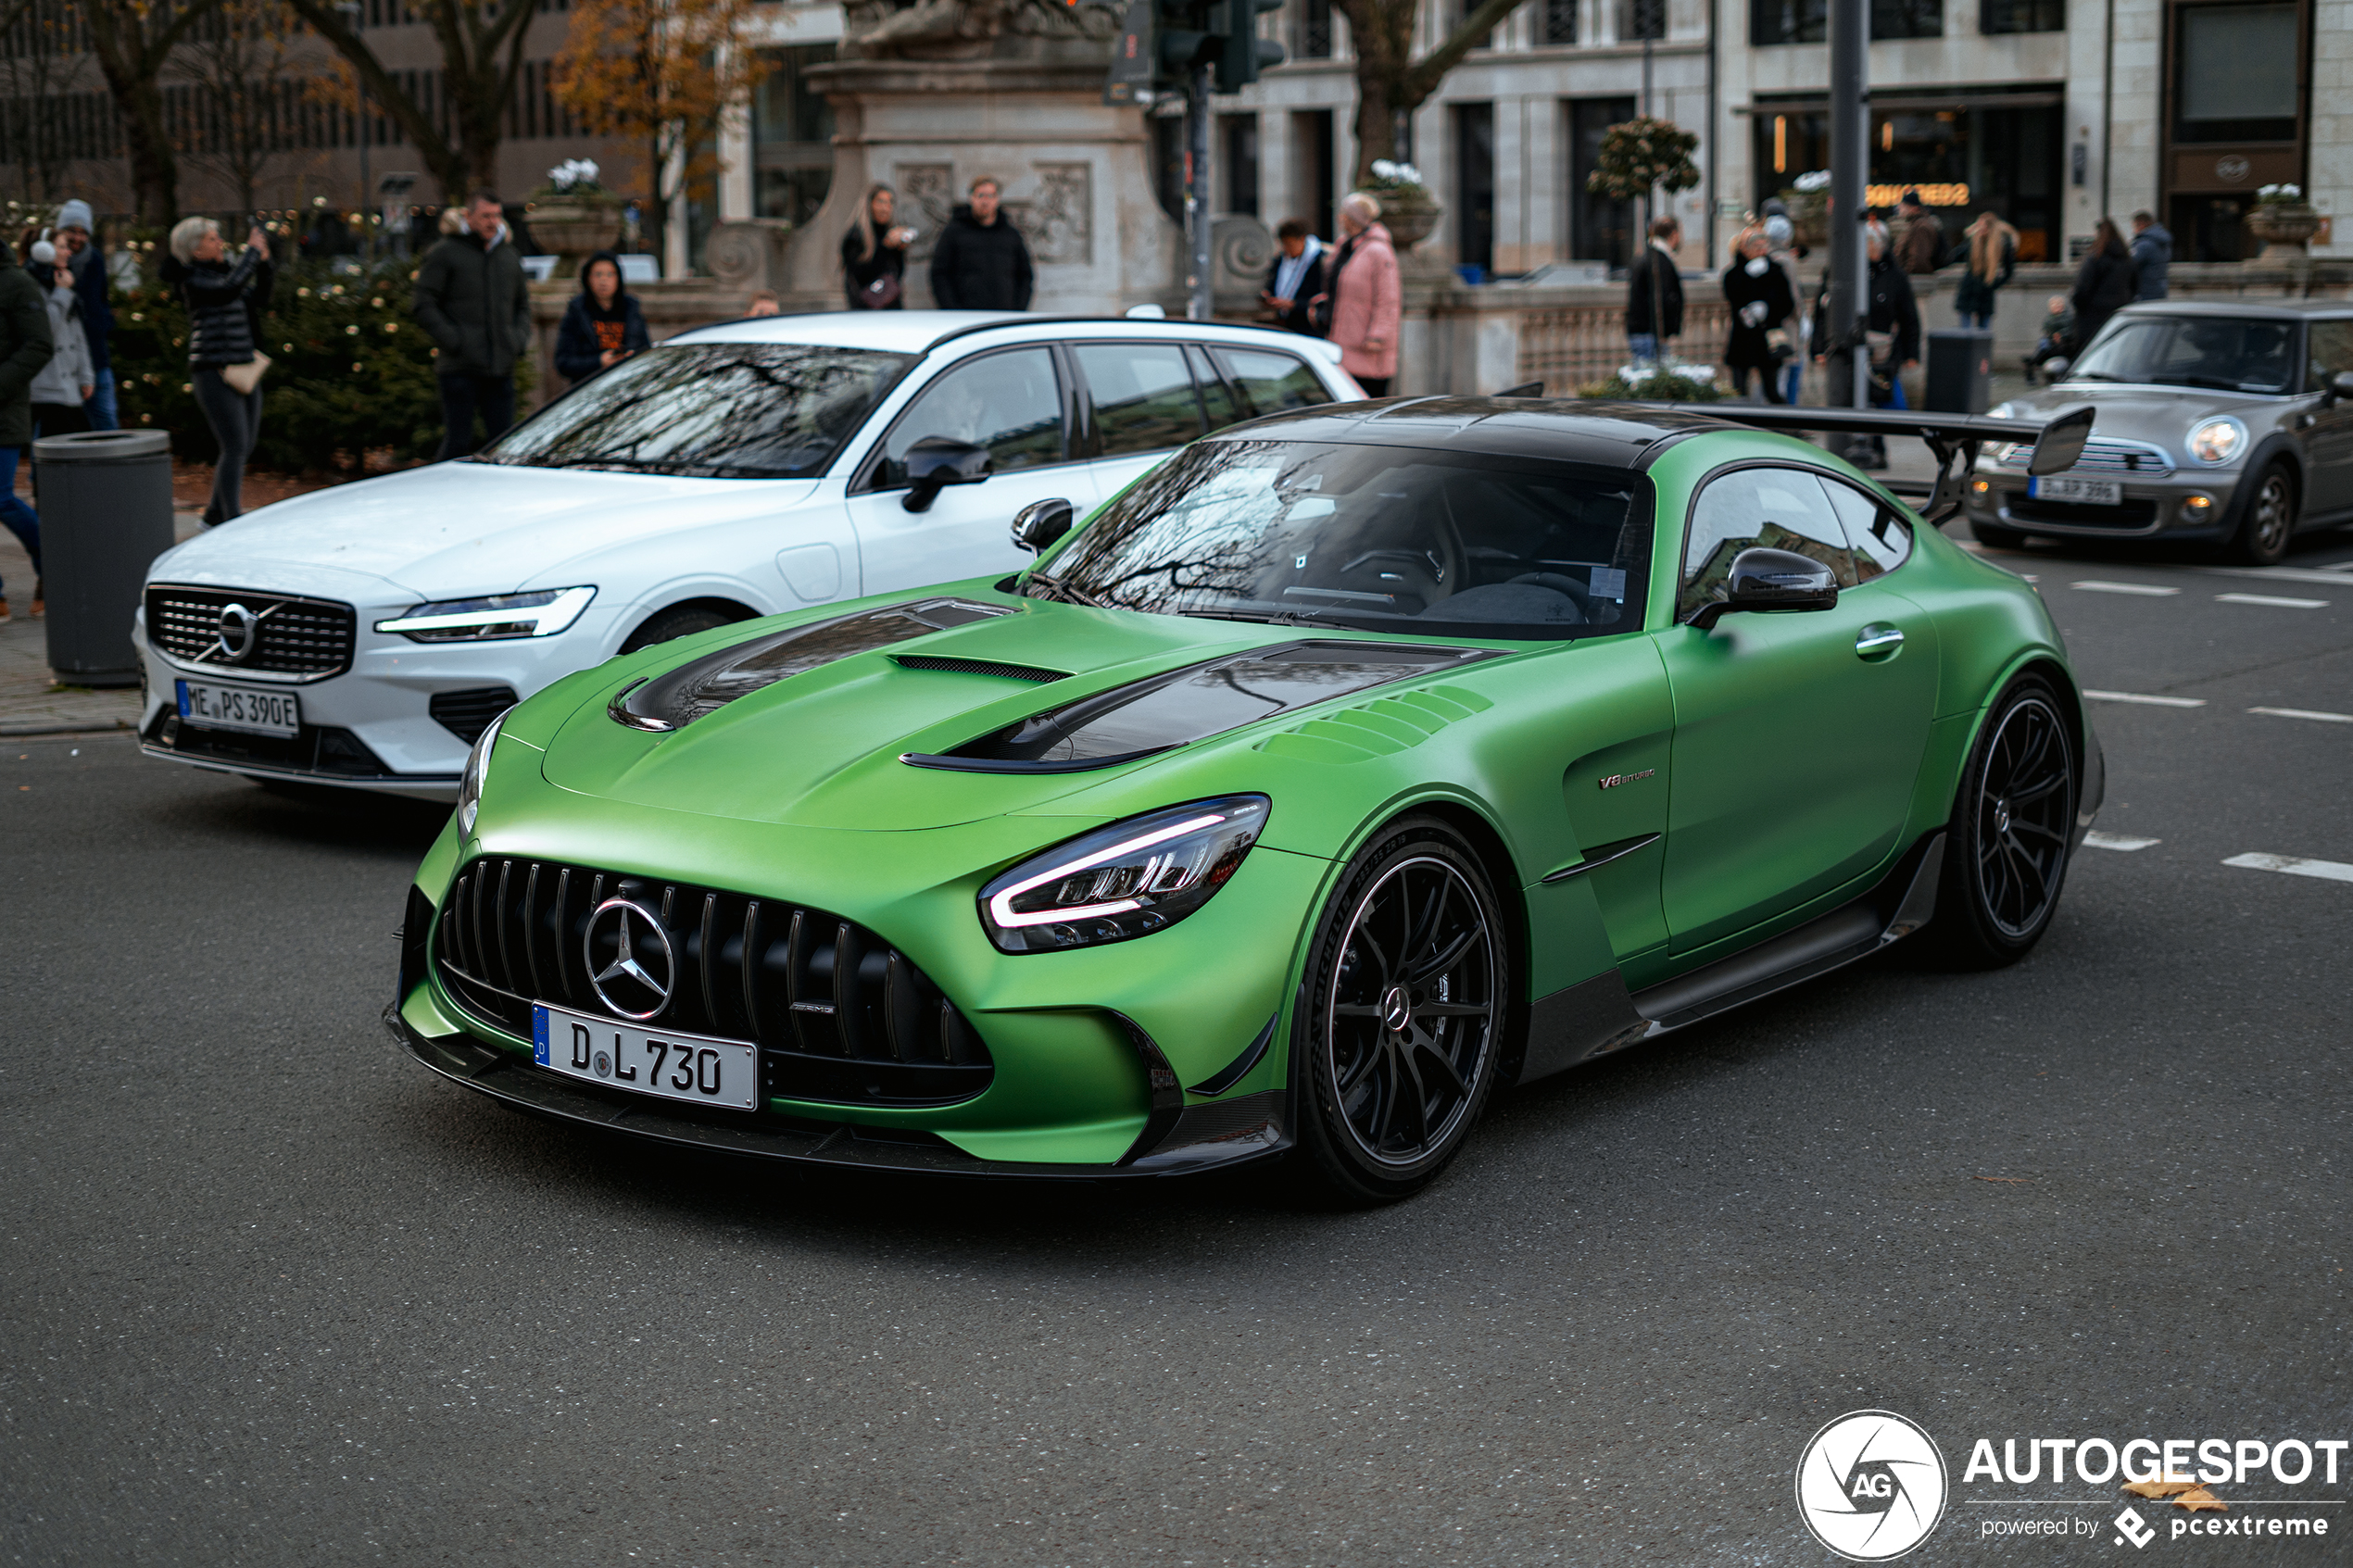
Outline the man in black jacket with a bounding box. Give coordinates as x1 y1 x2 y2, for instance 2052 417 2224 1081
1625 217 1683 365
413 189 533 459
0 238 52 620
928 178 1034 311
1262 220 1327 335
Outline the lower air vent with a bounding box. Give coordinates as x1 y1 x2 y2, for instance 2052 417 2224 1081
433 859 992 1108
430 685 519 744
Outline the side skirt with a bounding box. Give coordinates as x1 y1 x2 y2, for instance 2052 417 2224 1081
1515 830 1944 1085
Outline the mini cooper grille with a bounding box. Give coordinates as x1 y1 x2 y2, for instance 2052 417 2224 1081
1997 437 2176 478
146 584 357 679
433 859 992 1107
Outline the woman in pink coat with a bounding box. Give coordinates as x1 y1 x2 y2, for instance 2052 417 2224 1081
1323 192 1402 395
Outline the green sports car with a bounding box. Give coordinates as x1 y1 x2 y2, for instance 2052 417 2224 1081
390 396 2102 1201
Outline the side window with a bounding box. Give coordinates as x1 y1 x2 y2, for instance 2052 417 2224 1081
2307 321 2353 392
1212 346 1329 419
1187 344 1243 433
872 348 1063 489
1074 342 1203 458
1680 466 1857 620
1816 475 1914 580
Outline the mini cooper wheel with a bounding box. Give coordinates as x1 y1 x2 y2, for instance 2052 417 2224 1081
1293 819 1510 1204
1929 675 2078 968
2230 463 2297 566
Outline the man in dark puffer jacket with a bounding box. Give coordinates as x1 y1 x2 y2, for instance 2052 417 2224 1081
413 189 533 459
927 177 1034 311
0 236 53 620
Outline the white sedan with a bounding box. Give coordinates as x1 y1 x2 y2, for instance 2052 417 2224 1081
133 311 1357 798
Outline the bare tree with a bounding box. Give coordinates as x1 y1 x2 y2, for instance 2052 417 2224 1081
1328 0 1536 183
82 0 229 227
2 1 99 214
177 0 311 212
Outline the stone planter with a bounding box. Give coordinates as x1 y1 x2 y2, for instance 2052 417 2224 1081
1374 185 1441 251
1780 190 1829 250
2244 203 2323 261
526 199 624 274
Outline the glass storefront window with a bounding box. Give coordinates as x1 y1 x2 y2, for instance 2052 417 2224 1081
752 44 837 229
2174 3 2298 144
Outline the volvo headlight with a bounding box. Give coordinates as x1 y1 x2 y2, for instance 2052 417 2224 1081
456 709 504 837
978 797 1269 953
376 586 597 642
2187 417 2247 466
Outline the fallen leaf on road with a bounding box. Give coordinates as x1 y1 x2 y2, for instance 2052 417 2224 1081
2173 1488 2226 1512
2123 1481 2200 1499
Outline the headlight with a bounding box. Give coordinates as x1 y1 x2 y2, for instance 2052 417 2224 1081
2187 417 2246 466
376 586 596 642
455 709 504 837
978 796 1269 953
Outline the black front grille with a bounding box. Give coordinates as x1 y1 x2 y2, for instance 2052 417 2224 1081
147 583 357 680
430 685 519 744
2004 495 2161 529
434 859 993 1108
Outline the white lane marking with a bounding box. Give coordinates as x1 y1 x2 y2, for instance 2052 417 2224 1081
2208 566 2353 586
2083 689 2207 708
2084 831 2161 851
2215 592 2328 608
2249 706 2353 723
2224 852 2353 884
2070 580 2181 596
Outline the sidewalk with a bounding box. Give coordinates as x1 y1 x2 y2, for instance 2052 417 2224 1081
0 509 203 737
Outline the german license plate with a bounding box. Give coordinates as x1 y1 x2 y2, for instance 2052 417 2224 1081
175 677 299 736
532 1002 760 1110
2029 475 2121 507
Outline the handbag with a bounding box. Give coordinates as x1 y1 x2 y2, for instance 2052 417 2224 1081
221 352 271 395
1765 326 1794 362
860 273 901 309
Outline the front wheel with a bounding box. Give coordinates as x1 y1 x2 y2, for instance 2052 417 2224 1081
1291 819 1511 1204
1924 675 2079 969
2230 463 2297 566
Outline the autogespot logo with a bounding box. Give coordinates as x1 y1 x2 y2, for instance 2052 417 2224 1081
1796 1410 1950 1561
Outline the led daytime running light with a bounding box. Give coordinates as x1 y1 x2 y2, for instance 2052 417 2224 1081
377 585 597 640
987 812 1227 930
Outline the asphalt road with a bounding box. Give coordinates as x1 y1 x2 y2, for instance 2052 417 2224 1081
5 521 2349 1566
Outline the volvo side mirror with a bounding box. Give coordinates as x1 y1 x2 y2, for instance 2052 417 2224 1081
1010 497 1075 555
1687 546 1841 630
2331 370 2353 405
901 437 991 513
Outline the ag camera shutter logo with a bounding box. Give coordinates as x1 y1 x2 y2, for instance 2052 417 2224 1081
1795 1410 1949 1561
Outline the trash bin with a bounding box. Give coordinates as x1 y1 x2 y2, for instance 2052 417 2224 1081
33 428 175 688
1925 327 1994 414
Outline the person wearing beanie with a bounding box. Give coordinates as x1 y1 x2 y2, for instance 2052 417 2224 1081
552 249 650 388
24 239 94 439
0 234 52 621
52 198 115 430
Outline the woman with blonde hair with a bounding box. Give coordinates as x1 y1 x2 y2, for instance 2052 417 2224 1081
160 215 272 525
1321 191 1401 395
841 183 914 309
1946 212 2018 330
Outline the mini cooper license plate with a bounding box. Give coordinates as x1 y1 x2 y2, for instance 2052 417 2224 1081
2028 475 2121 507
175 677 300 737
532 1003 760 1110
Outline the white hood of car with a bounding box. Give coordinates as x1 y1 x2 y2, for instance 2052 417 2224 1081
149 462 821 600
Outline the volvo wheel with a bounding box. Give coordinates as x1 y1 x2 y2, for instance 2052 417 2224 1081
1294 819 1510 1204
1928 676 2079 968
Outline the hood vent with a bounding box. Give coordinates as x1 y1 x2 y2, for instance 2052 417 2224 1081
612 597 1010 733
890 654 1069 684
901 640 1497 775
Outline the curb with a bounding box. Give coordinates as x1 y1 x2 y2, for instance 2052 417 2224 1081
0 721 137 738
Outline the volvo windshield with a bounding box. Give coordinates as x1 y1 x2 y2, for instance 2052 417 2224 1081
477 343 913 477
1027 439 1651 642
2069 315 2298 394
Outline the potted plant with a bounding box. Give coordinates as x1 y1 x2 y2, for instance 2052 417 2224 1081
1780 170 1831 250
2244 183 2323 260
527 158 623 274
1351 159 1432 252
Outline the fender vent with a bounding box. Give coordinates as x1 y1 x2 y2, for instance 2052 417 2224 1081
890 654 1069 684
1253 684 1495 764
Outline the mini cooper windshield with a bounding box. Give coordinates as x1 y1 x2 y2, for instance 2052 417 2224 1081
2069 315 2297 394
1032 439 1650 640
477 343 914 477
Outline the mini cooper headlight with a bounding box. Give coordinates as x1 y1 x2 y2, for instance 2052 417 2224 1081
2188 417 2247 466
979 797 1269 953
456 709 505 837
376 586 597 642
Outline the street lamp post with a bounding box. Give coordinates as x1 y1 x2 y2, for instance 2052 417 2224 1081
1825 0 1869 433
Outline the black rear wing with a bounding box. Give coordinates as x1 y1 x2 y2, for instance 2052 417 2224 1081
1660 403 2095 526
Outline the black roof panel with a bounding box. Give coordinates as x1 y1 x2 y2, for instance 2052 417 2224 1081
1211 395 1733 468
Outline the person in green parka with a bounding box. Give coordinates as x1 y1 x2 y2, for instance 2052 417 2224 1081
0 236 55 622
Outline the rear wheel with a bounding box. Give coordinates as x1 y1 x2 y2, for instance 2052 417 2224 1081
1925 675 2079 968
2230 463 2297 566
1292 819 1510 1204
619 602 746 655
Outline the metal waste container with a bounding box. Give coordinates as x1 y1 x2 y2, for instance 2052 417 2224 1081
33 428 175 688
1925 327 1994 414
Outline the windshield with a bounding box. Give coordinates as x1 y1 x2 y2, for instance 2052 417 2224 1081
2068 315 2297 393
1033 439 1651 641
477 343 912 477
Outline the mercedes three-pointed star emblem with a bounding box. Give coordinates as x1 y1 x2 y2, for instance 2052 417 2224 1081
584 897 673 1021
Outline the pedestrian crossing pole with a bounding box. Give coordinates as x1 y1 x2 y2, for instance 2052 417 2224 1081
1187 62 1213 321
1824 0 1870 455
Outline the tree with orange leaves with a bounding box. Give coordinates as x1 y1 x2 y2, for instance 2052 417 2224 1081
550 0 770 261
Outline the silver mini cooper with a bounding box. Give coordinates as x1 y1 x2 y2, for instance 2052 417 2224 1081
1966 300 2353 564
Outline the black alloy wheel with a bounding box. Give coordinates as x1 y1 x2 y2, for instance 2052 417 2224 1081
2232 463 2297 566
1294 819 1509 1203
1928 676 2078 967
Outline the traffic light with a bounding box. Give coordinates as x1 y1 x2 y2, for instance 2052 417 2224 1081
1157 0 1211 83
1213 0 1286 93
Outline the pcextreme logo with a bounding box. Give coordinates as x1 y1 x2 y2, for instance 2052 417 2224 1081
1797 1410 1950 1561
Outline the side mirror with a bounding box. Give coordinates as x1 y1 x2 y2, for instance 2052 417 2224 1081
2331 370 2353 405
900 437 991 513
2042 357 2070 381
1687 546 1841 630
1010 497 1075 555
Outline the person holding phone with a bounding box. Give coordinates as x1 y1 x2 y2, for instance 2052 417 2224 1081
162 216 273 524
843 184 914 310
553 250 649 388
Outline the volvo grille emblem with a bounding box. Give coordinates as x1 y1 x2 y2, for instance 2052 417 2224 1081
585 897 674 1021
214 602 261 661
